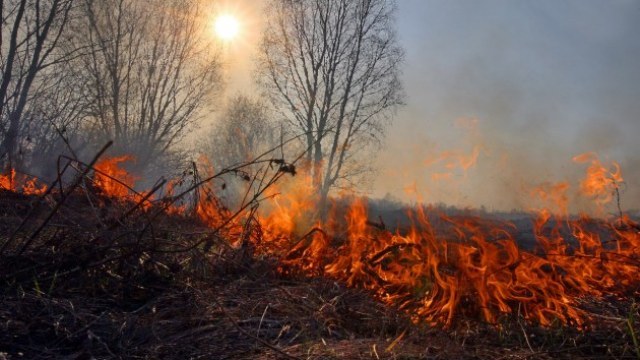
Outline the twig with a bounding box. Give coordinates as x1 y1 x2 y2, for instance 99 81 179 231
113 178 166 226
284 227 327 258
366 215 386 231
257 304 270 339
0 158 73 254
144 143 311 254
58 154 146 199
518 304 535 353
368 243 420 266
212 297 300 360
16 141 113 255
49 118 79 161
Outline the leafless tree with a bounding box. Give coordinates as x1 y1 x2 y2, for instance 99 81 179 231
206 94 278 169
0 0 75 171
71 0 221 171
258 0 404 212
203 94 279 206
21 62 87 172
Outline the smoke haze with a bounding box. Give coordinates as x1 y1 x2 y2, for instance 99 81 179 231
211 1 640 214
372 0 640 213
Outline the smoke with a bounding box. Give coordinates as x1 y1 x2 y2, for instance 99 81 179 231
372 0 640 214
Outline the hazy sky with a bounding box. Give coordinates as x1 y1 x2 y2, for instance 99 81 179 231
369 0 640 213
222 1 640 213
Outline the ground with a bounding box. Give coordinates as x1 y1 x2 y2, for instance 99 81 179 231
0 189 638 359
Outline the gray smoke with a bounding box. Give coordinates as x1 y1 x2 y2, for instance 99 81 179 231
372 0 640 214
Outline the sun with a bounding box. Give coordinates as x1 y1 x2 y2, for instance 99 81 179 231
214 14 240 41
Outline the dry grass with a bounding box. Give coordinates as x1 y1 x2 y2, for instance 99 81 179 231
0 166 638 359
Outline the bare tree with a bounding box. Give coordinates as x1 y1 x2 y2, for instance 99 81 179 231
258 0 404 211
71 0 221 171
203 94 279 206
206 94 278 168
0 0 74 171
22 62 87 173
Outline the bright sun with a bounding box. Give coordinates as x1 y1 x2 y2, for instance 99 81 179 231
214 14 239 41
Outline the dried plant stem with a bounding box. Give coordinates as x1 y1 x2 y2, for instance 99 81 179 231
212 297 300 360
16 141 113 255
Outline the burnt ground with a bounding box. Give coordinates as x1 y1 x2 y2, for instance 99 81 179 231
1 189 639 359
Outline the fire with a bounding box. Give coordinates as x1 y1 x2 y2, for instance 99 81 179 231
530 181 570 216
21 177 47 195
0 169 16 191
195 188 232 229
282 197 640 327
269 154 639 328
423 117 483 182
423 145 482 175
2 152 638 329
0 168 47 195
573 152 623 206
259 174 318 240
93 155 137 198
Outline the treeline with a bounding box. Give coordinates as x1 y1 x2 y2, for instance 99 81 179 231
1 0 405 210
0 0 220 178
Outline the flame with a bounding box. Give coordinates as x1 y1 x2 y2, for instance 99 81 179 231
423 146 481 174
1 168 47 195
573 152 623 206
2 151 638 329
21 177 47 195
274 154 639 328
260 174 318 239
0 169 16 191
282 196 640 327
530 181 570 216
93 155 137 198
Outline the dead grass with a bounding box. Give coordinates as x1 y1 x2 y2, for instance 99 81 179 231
0 177 639 358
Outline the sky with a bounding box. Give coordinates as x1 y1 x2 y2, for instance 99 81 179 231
220 0 640 213
372 0 640 213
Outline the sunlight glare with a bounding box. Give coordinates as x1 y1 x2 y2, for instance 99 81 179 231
214 14 240 41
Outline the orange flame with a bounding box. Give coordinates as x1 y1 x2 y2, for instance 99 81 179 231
2 152 638 329
530 181 570 216
93 155 137 198
0 169 16 191
1 168 47 195
282 196 640 328
274 155 638 328
260 174 318 240
573 152 623 206
21 177 47 195
424 146 481 174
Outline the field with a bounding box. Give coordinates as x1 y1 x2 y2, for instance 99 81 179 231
1 180 639 359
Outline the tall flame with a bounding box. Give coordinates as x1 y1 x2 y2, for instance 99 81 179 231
93 155 137 198
573 152 623 206
2 152 638 329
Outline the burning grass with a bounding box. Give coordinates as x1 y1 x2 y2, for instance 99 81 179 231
0 145 639 358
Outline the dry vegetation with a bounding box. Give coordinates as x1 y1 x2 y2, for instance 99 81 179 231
0 150 639 359
2 1 639 358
